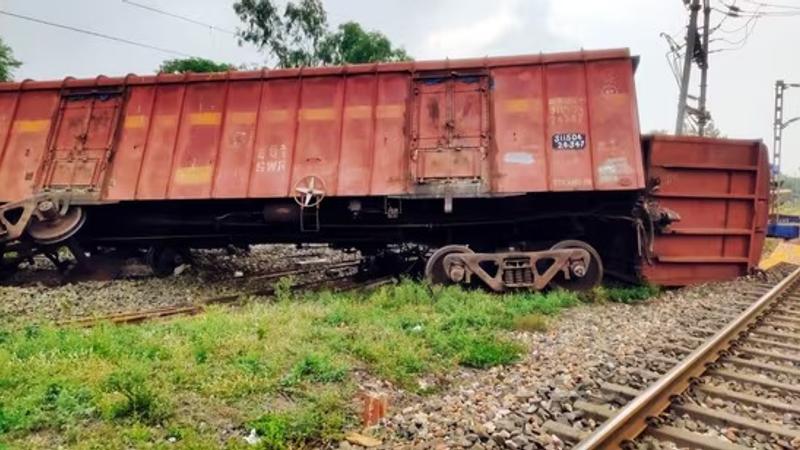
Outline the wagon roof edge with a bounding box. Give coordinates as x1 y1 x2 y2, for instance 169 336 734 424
0 48 634 91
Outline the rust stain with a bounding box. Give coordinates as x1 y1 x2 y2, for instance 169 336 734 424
426 99 440 124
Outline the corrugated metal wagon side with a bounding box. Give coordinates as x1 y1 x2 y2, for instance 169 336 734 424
0 48 645 206
642 135 769 286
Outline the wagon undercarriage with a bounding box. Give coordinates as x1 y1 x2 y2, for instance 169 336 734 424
0 191 640 292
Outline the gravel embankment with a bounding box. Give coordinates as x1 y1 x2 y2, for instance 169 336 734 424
374 268 794 450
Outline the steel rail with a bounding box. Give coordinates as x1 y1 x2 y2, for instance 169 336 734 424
59 274 397 327
573 265 800 449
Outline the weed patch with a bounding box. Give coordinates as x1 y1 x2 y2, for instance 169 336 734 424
456 335 522 368
584 284 660 304
248 390 348 450
282 354 347 386
512 314 550 332
102 368 171 424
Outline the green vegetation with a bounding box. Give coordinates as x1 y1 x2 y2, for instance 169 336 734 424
159 57 236 74
775 174 800 215
318 22 411 65
0 280 588 449
233 0 410 68
582 284 661 304
512 314 550 333
0 37 21 82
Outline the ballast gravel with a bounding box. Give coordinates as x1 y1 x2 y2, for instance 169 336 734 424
372 270 793 450
0 244 354 325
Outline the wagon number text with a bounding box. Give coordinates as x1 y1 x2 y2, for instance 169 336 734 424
552 133 587 150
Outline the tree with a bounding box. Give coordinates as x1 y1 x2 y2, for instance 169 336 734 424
318 22 410 65
159 57 236 74
0 37 21 82
233 0 410 68
234 0 328 68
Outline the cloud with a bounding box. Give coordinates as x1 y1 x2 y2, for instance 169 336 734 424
421 0 524 58
546 0 674 45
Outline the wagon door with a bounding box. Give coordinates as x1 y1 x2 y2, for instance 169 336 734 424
39 88 124 196
411 74 490 185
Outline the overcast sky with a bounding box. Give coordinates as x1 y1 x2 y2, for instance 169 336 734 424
2 0 800 172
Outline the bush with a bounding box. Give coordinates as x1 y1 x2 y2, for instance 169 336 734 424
102 369 171 424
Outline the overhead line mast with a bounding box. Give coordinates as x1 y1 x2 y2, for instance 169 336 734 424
772 80 800 216
697 0 712 135
675 0 701 135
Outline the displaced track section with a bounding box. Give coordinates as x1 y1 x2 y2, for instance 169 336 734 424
548 265 800 449
59 260 394 327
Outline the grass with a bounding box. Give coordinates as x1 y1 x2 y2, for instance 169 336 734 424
581 283 661 304
0 280 599 449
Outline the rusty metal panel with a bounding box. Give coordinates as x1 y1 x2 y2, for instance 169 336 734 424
491 67 548 192
168 82 226 199
248 79 299 197
337 75 376 195
40 90 124 191
106 86 156 200
642 136 769 286
545 63 593 191
586 60 643 189
290 77 345 197
212 80 261 198
136 84 185 199
410 76 487 181
0 91 59 202
370 74 408 195
0 92 19 199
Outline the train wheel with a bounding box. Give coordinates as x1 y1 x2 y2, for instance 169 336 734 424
146 246 185 277
550 240 603 291
28 206 86 245
424 245 474 286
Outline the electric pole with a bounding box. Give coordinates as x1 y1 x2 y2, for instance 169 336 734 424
697 0 711 135
771 80 800 217
675 0 701 135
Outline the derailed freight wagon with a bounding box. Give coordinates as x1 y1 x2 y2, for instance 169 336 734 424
0 48 768 290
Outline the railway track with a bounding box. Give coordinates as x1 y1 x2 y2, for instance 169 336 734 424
59 261 393 327
545 264 800 449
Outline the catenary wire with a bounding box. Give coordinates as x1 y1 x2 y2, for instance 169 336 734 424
121 0 238 36
0 9 196 57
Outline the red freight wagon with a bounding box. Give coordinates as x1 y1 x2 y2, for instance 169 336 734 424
0 48 768 290
642 135 769 286
0 48 643 203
